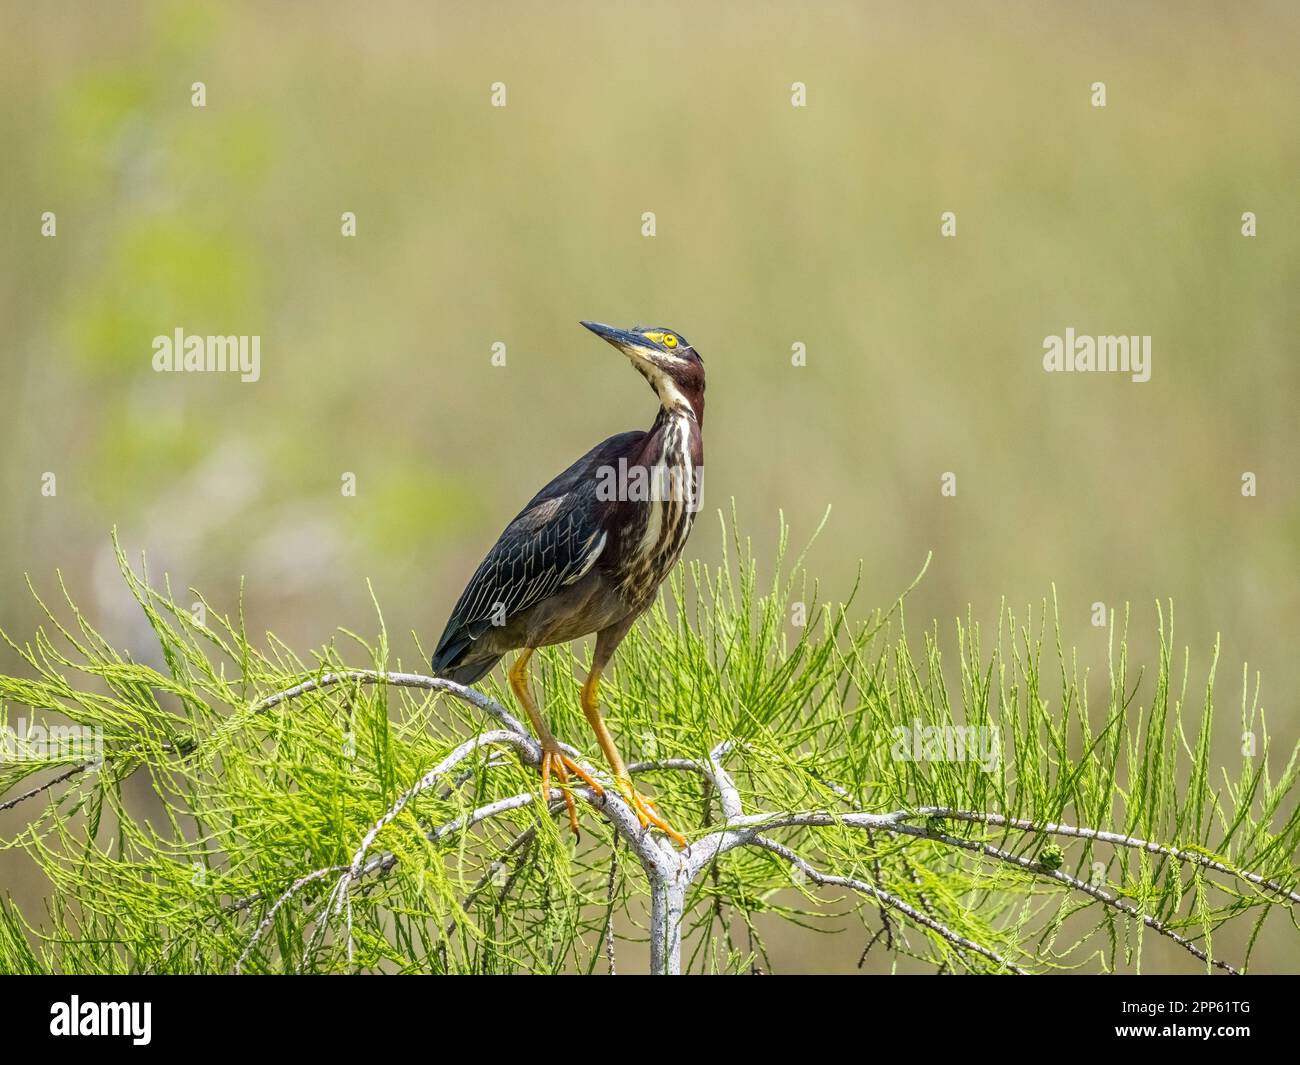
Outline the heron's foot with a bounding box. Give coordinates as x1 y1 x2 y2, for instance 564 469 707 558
539 744 604 840
616 777 687 847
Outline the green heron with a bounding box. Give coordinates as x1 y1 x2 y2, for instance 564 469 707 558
431 321 704 846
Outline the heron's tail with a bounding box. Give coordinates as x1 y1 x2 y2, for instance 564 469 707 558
431 649 501 687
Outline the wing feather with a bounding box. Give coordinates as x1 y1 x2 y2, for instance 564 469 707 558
431 432 641 671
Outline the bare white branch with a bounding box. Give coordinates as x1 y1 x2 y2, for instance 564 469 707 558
233 672 1288 975
627 739 742 821
249 669 534 738
708 740 744 820
335 730 535 907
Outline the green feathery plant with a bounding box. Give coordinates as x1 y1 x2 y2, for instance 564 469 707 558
0 510 1296 974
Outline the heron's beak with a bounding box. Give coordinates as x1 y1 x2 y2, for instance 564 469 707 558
581 321 654 363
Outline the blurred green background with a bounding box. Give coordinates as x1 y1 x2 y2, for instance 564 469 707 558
1 0 1297 972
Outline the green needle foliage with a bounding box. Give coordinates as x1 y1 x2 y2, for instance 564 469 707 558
0 512 1296 975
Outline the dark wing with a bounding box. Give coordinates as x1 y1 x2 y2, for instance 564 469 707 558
431 431 643 672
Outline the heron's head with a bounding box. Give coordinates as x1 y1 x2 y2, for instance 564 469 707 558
580 321 705 423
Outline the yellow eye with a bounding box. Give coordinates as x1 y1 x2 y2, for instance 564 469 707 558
663 334 678 348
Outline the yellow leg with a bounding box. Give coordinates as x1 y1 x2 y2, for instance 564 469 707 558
509 650 603 839
581 667 686 847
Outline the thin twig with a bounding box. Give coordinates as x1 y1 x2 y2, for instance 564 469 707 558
447 824 541 939
886 820 1239 974
0 763 90 812
751 836 1029 974
603 838 619 975
919 809 1300 907
236 865 347 973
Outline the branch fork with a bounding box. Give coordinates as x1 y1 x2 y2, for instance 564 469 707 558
238 670 1293 975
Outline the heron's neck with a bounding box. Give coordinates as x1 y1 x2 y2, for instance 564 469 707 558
651 403 698 439
652 386 704 427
